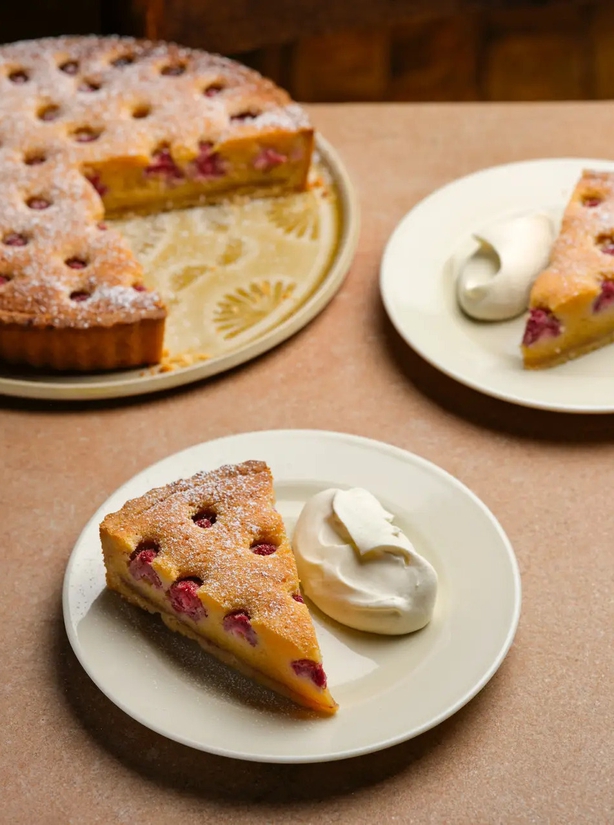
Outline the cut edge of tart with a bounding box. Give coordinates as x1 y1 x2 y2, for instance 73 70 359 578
522 169 614 369
99 460 338 715
0 36 314 371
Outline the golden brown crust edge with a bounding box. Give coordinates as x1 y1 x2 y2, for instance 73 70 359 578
0 315 165 370
108 571 337 715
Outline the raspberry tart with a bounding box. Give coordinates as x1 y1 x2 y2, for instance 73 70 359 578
100 460 337 715
0 36 314 371
522 170 614 369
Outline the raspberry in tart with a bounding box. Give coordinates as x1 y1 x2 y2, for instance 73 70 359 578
0 36 314 371
100 460 337 715
522 170 614 368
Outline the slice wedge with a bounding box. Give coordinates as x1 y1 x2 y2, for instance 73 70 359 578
522 169 614 369
100 460 337 714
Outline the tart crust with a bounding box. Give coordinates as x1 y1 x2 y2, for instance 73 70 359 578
0 36 313 371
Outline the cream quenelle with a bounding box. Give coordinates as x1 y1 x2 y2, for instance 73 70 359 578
292 488 437 635
456 212 554 321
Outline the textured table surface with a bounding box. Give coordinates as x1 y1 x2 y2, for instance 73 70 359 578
1 102 613 824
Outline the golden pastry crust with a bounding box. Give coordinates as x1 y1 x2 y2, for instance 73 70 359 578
522 170 614 369
0 36 314 370
100 460 337 714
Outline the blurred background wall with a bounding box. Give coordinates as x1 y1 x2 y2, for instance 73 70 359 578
3 0 614 102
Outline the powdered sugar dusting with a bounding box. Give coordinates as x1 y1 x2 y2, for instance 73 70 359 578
101 460 322 655
531 169 614 311
0 36 312 332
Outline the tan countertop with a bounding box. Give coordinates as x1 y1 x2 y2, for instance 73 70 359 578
1 102 613 824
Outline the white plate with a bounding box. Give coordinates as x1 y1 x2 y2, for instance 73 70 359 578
0 136 359 402
63 429 521 763
380 157 614 413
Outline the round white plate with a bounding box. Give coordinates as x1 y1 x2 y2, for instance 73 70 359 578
63 429 521 763
0 136 359 402
380 157 614 413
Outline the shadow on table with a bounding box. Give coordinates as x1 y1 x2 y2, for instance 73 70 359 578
377 301 614 444
0 364 235 414
53 597 504 804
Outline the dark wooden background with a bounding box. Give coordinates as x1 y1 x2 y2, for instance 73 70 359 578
3 0 614 102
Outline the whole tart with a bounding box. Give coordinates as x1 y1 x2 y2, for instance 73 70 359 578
522 170 614 369
100 460 338 714
0 36 314 371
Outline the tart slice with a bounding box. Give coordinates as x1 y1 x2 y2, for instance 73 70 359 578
522 169 614 369
100 460 337 714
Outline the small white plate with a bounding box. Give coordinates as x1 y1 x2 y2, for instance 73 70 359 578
380 157 614 413
63 429 521 763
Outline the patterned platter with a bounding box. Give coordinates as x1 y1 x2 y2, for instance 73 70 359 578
0 135 359 400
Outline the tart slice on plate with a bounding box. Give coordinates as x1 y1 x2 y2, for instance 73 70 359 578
100 460 337 714
522 169 614 369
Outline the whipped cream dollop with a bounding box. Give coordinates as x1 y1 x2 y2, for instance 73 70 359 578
292 488 438 635
456 213 554 321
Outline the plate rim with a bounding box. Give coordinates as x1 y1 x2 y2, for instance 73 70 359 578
62 428 522 763
380 156 614 414
0 135 360 402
